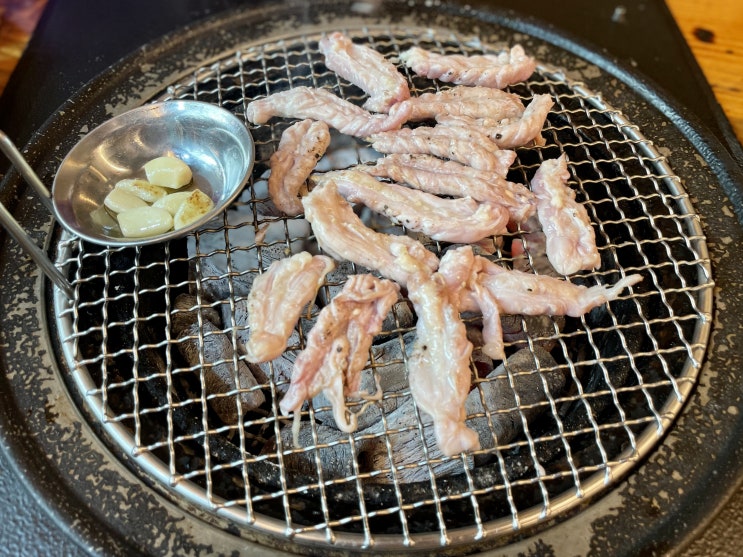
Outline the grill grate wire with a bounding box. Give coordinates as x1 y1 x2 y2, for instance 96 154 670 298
51 26 713 551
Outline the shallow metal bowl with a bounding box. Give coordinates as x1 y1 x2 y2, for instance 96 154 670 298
52 100 254 246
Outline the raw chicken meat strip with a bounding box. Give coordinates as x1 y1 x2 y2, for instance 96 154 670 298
279 274 400 432
319 169 509 243
245 86 411 137
531 154 601 275
302 179 439 287
475 251 642 317
399 45 536 89
507 218 569 350
406 266 480 457
361 153 535 223
399 85 525 123
437 93 554 149
441 125 518 174
311 331 416 431
245 252 335 363
268 119 331 216
318 31 410 113
367 125 514 173
439 246 640 357
439 246 505 360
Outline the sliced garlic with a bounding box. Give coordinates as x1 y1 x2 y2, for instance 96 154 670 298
174 189 215 229
115 178 168 203
152 191 193 216
143 156 193 189
117 206 174 238
104 188 149 213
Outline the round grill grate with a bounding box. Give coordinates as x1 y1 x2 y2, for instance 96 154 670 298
53 26 713 551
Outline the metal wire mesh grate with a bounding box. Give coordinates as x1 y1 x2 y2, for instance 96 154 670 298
52 26 713 551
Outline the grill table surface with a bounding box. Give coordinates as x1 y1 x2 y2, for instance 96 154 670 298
0 0 740 555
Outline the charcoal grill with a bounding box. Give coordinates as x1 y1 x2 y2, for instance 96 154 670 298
0 1 741 556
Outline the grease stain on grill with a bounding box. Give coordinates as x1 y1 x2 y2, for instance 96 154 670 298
44 404 58 424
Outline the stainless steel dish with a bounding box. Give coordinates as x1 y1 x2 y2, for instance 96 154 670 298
0 100 254 295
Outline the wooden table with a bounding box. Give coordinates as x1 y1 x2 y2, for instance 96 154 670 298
0 0 45 94
666 0 743 143
1 0 741 145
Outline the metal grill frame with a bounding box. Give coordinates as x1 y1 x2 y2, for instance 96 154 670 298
51 26 713 552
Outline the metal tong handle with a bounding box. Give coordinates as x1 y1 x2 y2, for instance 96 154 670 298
0 131 74 298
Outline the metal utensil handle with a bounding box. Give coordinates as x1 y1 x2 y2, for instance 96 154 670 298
0 131 74 298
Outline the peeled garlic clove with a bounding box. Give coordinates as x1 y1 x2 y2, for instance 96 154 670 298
104 188 149 213
152 191 192 215
174 189 215 229
115 178 168 203
117 206 174 238
143 156 193 189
